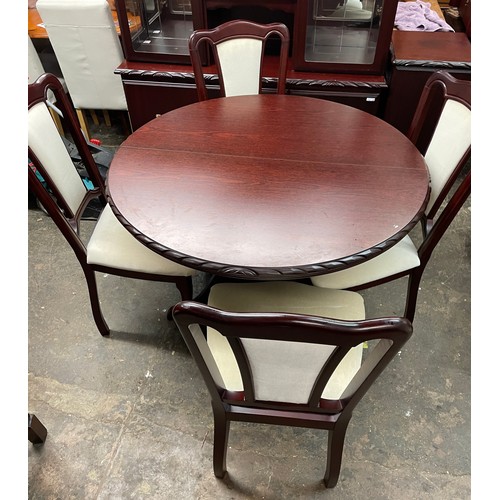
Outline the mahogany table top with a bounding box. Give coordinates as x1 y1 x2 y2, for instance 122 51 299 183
107 94 430 280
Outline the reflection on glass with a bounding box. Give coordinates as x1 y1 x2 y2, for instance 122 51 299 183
125 0 193 56
306 0 383 64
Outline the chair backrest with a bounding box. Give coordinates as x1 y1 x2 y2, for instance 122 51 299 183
173 301 412 417
28 73 106 264
36 0 127 111
189 19 290 101
407 70 471 220
406 71 471 267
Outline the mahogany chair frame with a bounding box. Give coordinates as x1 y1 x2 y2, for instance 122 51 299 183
188 19 290 101
399 71 471 321
28 73 193 336
313 70 471 323
173 300 413 488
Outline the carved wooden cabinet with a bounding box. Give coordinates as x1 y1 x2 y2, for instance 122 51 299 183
449 0 471 39
114 0 400 130
383 31 471 135
117 59 389 130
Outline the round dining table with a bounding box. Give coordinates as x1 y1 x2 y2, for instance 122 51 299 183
106 94 430 280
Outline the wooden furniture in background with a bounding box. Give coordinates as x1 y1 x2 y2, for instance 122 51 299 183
383 31 471 135
114 0 402 130
446 0 471 38
115 0 400 74
116 59 388 130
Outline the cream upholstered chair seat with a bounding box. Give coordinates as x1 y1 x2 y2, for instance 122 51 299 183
312 235 420 290
87 204 194 276
207 281 365 402
29 73 195 337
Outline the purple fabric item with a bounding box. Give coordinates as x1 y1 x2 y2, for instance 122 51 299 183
395 1 454 32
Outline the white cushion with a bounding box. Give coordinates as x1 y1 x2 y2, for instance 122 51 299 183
424 99 471 214
311 235 420 290
216 38 262 97
87 204 197 276
28 101 87 215
207 281 365 403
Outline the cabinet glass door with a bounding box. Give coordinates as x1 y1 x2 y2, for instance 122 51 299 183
293 0 398 74
115 0 205 63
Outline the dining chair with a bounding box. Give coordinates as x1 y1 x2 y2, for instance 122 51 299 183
188 19 290 101
311 70 471 323
36 0 129 140
173 281 413 488
28 73 197 337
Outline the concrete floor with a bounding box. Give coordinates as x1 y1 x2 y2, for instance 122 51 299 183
28 113 471 499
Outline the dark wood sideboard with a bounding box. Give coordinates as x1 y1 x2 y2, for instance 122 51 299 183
116 60 389 131
114 1 471 134
383 31 471 135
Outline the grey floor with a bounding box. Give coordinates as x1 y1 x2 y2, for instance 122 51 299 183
28 112 471 499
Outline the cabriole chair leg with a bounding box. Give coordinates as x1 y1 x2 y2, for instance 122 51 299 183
212 407 230 478
85 269 110 336
324 422 349 488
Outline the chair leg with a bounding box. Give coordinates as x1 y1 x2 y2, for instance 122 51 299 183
404 269 424 323
177 276 193 301
84 269 111 336
28 413 47 444
167 276 194 320
212 405 230 478
324 422 349 488
76 109 90 141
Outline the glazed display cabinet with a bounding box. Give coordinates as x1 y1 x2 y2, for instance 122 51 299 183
114 0 400 129
293 0 398 73
115 0 204 64
116 0 398 73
